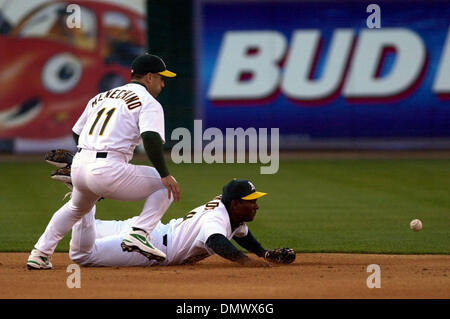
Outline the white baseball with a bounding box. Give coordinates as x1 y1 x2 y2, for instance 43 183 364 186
410 219 423 232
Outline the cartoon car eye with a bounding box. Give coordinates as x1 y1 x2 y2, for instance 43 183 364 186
41 53 82 94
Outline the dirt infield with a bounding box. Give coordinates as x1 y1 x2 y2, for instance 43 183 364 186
0 253 448 299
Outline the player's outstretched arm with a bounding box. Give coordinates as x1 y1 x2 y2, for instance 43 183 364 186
141 131 180 202
234 231 296 264
206 233 270 267
233 230 267 258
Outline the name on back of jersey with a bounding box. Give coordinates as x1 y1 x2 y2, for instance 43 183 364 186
91 89 142 110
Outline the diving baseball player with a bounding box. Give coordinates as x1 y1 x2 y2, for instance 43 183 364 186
27 54 180 270
69 179 296 267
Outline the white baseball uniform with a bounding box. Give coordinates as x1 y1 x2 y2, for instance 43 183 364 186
69 197 248 266
35 83 171 255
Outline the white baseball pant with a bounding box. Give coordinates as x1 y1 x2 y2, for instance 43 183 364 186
69 207 169 267
34 149 172 255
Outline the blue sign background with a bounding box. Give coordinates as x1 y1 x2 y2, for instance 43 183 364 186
198 0 450 140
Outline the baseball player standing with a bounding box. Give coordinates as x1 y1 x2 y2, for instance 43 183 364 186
27 54 180 270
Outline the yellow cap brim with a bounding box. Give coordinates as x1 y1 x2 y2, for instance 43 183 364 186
241 191 267 200
159 70 176 78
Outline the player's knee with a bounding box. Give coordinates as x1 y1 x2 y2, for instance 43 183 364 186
69 250 90 266
69 202 95 217
69 242 91 266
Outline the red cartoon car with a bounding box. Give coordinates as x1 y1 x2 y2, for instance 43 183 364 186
0 0 145 139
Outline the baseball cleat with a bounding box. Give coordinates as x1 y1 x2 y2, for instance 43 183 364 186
26 249 53 270
121 229 166 262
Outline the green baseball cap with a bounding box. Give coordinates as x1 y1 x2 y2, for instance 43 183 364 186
131 53 176 78
222 179 267 204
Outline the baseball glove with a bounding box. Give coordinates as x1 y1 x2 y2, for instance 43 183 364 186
46 149 74 192
264 248 296 264
45 149 74 168
51 167 72 185
47 153 104 201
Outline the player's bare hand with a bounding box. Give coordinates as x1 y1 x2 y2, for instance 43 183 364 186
162 175 180 202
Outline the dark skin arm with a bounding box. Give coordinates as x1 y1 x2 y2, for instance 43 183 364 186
232 230 267 258
206 233 270 267
141 131 180 202
141 131 169 177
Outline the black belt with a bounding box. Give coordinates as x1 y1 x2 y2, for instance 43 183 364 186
163 234 167 246
77 148 107 158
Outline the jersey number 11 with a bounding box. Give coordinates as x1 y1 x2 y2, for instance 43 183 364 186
89 108 116 136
